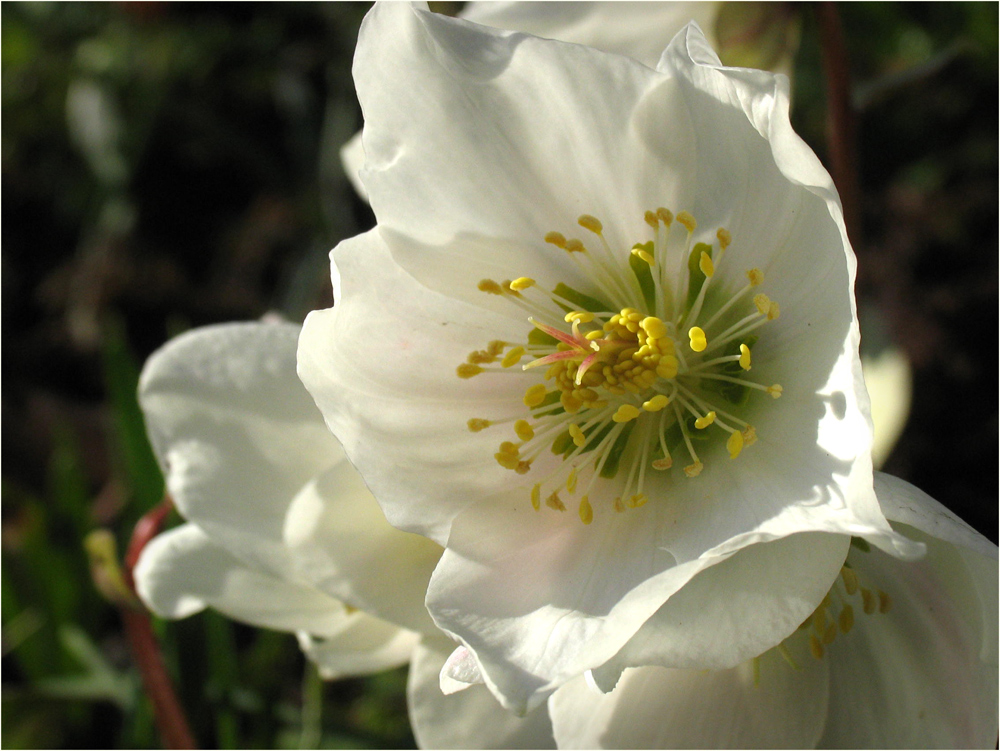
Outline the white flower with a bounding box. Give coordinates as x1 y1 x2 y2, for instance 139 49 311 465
133 321 556 748
298 4 924 712
548 474 998 748
341 1 720 200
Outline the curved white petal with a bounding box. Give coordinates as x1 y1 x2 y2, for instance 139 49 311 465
139 322 344 581
460 2 720 70
862 349 911 469
816 522 998 748
296 615 421 681
550 652 829 749
135 524 347 637
407 637 555 750
282 459 443 635
439 645 483 694
340 130 368 202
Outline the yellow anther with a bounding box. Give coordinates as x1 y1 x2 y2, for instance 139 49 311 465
767 300 780 320
560 392 583 413
466 349 494 364
809 634 824 660
515 460 532 475
656 207 674 225
564 239 585 253
514 420 534 442
627 494 648 508
524 383 548 407
716 227 731 249
641 316 668 339
578 495 593 525
566 468 578 493
478 279 503 295
546 491 566 512
467 418 492 432
767 384 783 399
676 210 696 232
656 356 678 379
564 311 595 324
683 461 704 478
839 604 854 634
727 429 744 458
631 247 655 266
643 394 670 412
544 231 567 248
699 250 714 278
861 588 876 615
501 346 525 368
841 567 859 595
612 404 641 423
688 326 707 352
652 456 673 470
613 497 626 513
509 277 536 291
878 591 892 614
494 451 520 470
753 293 772 316
568 423 586 448
746 268 764 286
457 364 484 379
741 425 758 446
578 214 603 234
694 411 716 429
488 340 506 356
644 210 659 228
739 343 751 371
585 330 603 340
531 484 541 511
822 621 838 645
498 441 519 456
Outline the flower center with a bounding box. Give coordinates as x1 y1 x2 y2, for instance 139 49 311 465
458 209 784 524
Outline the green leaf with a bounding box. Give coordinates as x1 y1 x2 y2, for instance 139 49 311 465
552 282 611 314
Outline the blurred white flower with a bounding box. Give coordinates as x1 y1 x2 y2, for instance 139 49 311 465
299 4 922 713
549 474 998 748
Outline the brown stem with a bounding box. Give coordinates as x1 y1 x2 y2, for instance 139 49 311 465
816 2 861 246
122 498 198 750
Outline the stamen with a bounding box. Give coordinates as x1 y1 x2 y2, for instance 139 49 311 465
510 277 536 291
739 344 752 370
694 411 716 429
514 420 534 441
502 346 526 368
699 250 714 278
524 383 548 407
467 418 492 432
613 404 641 423
726 429 744 458
457 364 483 379
578 495 593 525
688 326 707 352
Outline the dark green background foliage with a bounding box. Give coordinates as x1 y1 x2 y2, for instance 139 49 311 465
2 3 996 748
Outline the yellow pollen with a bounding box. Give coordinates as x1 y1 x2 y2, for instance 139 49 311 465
727 429 744 458
753 293 771 316
627 493 648 508
767 384 783 399
467 418 492 432
515 460 532 475
514 420 534 442
495 452 520 470
841 567 859 595
767 300 780 320
502 346 526 368
478 279 503 295
717 227 731 249
676 210 696 232
656 207 674 225
684 461 704 478
544 231 567 248
565 311 595 324
523 383 548 407
641 316 668 339
699 250 714 278
564 239 584 253
546 491 566 512
585 330 603 341
839 604 854 634
568 423 587 447
739 344 752 370
457 364 483 379
644 210 658 228
643 394 670 412
510 277 535 291
694 411 716 429
467 349 496 364
747 268 764 286
578 214 603 234
613 404 641 423
631 246 655 266
652 456 673 470
531 484 541 510
561 392 583 413
578 495 593 524
741 425 758 446
488 340 506 356
688 326 707 352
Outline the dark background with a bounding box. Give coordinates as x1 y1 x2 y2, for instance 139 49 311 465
2 3 996 747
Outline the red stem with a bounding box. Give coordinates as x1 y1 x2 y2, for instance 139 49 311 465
122 498 198 750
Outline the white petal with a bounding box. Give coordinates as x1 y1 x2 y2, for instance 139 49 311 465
591 532 850 690
139 322 344 581
862 349 912 469
550 653 829 749
282 460 443 635
134 524 347 637
296 615 421 681
439 645 483 695
460 2 720 70
407 637 555 750
816 525 998 748
339 129 367 202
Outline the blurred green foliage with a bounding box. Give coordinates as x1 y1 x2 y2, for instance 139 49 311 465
2 2 995 749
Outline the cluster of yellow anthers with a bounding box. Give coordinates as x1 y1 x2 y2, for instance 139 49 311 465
458 209 784 524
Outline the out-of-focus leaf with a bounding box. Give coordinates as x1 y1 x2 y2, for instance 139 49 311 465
34 625 135 710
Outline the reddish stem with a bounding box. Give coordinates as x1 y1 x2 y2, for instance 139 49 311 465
817 2 861 246
122 498 198 750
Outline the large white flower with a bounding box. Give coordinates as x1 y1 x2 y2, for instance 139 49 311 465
298 4 926 712
133 321 556 748
548 473 998 748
